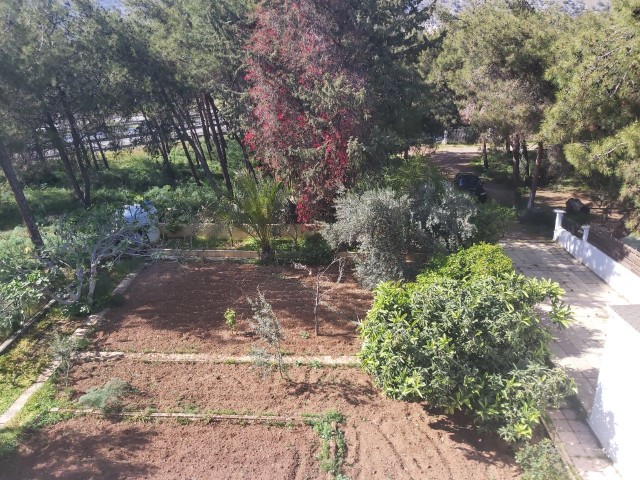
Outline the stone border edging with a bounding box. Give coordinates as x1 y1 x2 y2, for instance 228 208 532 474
0 266 144 430
48 408 319 425
76 351 360 366
0 300 56 356
155 249 258 260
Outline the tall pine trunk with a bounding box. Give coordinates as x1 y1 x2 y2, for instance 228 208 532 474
527 142 543 210
163 90 222 196
482 137 488 170
522 136 530 182
0 140 43 248
233 132 257 181
94 134 109 169
59 91 91 205
45 112 88 207
511 133 521 204
205 94 233 195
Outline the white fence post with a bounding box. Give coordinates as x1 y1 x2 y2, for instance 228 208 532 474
582 225 590 244
553 209 565 241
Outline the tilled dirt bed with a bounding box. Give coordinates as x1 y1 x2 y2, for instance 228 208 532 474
94 261 370 356
5 359 520 480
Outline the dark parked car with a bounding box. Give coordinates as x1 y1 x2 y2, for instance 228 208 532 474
453 172 488 203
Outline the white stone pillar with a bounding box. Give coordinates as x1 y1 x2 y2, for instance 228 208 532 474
582 224 590 244
553 209 565 241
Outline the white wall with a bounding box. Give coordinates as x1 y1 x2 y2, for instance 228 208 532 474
589 308 640 479
554 219 640 303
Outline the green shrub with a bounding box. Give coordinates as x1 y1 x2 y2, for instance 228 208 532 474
224 308 237 334
471 201 516 243
516 439 571 480
359 270 574 442
283 233 334 266
322 189 414 289
144 184 220 231
418 243 513 284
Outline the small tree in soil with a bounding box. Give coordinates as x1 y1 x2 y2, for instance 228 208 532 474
294 257 346 336
50 333 80 386
224 308 237 334
247 289 286 379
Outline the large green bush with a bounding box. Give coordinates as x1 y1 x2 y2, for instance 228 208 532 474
359 246 574 442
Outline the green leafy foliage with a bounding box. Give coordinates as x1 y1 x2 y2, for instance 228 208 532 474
360 246 574 442
307 410 347 477
322 189 414 289
50 333 80 386
419 243 514 283
224 308 237 334
470 201 516 244
144 184 220 233
516 439 571 480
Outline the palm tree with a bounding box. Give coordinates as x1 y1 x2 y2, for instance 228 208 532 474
228 172 286 263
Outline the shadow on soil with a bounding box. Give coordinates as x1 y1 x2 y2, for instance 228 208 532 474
0 423 157 480
426 409 516 466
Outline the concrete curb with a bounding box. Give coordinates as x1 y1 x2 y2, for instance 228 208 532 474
76 351 360 366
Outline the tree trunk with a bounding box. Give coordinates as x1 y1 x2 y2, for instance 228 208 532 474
233 132 257 181
505 135 511 154
522 136 530 182
482 137 488 170
197 96 215 161
162 89 222 196
511 133 521 203
59 91 91 205
0 140 44 248
33 135 47 165
87 135 101 171
179 136 202 186
45 112 88 206
94 134 109 169
204 94 233 195
527 142 543 210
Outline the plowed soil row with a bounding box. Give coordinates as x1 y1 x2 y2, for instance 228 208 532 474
94 262 370 356
7 359 519 480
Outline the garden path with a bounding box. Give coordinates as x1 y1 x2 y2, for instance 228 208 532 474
502 240 626 480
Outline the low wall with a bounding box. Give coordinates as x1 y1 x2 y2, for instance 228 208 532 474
160 223 319 241
553 211 640 302
589 305 640 480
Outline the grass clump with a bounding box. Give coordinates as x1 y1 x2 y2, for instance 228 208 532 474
77 378 133 414
308 410 347 478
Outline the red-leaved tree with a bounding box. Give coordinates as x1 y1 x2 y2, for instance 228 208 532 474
244 0 366 221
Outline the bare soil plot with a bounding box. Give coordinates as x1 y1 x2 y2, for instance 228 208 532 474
94 262 371 356
50 359 520 480
0 419 321 480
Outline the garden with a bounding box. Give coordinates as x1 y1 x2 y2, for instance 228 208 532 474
4 0 636 478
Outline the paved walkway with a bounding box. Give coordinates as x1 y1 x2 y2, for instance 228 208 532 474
502 240 626 480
